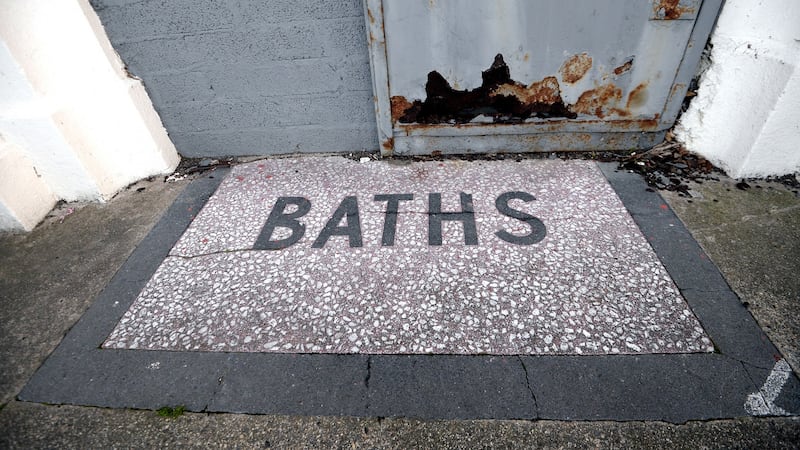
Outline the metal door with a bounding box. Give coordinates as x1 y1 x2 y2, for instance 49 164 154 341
364 0 722 155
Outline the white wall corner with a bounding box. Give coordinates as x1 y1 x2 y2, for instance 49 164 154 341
73 0 181 198
676 0 800 178
0 0 180 222
0 139 57 231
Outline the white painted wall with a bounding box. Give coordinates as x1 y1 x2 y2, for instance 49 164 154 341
676 0 800 178
0 137 57 231
0 0 179 232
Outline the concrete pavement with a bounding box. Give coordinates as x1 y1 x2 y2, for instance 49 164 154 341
1 155 798 447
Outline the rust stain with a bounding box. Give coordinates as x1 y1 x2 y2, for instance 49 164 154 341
559 53 592 84
367 7 375 24
669 82 687 99
491 76 563 105
398 54 576 124
626 82 649 109
400 117 660 134
523 132 592 148
571 84 623 119
613 59 634 76
654 0 694 19
523 53 530 62
390 95 413 122
396 53 660 125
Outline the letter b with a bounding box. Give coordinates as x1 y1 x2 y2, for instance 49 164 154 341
253 197 311 250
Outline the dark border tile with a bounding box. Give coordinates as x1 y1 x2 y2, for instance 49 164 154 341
19 161 799 421
524 354 752 422
208 353 369 416
366 355 535 419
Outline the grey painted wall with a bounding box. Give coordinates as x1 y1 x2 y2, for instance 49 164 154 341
91 0 378 157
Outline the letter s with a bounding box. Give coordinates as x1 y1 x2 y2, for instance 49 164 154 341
495 191 546 245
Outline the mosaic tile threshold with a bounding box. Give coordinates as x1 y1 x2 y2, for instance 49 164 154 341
103 158 713 355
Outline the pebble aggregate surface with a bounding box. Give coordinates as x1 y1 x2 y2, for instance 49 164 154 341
104 158 713 355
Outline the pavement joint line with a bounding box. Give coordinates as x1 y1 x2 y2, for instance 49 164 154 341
17 157 800 421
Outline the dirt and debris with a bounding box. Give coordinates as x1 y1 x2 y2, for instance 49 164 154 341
615 137 719 196
165 157 234 182
371 127 726 196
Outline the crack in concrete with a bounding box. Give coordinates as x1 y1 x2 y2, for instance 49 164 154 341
364 356 372 389
364 356 372 414
114 28 238 45
517 356 539 418
720 353 782 372
202 371 226 413
168 249 256 259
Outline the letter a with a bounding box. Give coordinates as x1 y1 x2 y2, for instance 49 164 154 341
312 196 363 248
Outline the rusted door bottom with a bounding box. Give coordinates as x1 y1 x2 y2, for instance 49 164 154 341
390 130 666 156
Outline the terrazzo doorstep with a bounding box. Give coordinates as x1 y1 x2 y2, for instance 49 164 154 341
105 158 713 355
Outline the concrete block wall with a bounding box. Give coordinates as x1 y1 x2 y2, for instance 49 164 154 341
91 0 378 157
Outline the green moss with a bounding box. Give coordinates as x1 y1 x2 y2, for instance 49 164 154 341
156 405 186 418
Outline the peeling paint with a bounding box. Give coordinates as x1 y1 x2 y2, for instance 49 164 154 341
394 53 660 125
613 58 634 76
397 54 576 124
492 76 563 106
390 96 413 123
559 53 592 84
653 0 695 20
571 84 623 119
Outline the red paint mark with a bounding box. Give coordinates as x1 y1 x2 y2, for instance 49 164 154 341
660 204 668 210
258 164 265 170
266 175 273 179
202 238 208 243
236 175 245 182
